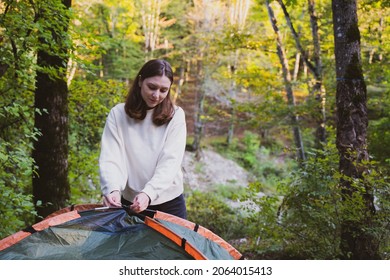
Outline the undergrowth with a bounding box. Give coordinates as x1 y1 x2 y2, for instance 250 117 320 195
187 134 390 259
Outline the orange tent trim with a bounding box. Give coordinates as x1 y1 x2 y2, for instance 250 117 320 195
144 216 207 260
0 210 81 251
154 211 242 260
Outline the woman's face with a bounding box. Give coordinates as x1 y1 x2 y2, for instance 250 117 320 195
139 75 171 108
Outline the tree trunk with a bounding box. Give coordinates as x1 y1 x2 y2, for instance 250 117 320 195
278 0 327 146
226 50 239 146
308 0 326 146
332 0 378 259
140 0 162 60
293 52 300 81
226 0 251 146
33 0 71 221
266 0 306 162
173 57 186 103
191 58 205 158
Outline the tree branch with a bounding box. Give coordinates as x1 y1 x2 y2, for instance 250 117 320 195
276 0 318 77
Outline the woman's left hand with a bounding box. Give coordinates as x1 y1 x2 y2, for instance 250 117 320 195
130 192 150 213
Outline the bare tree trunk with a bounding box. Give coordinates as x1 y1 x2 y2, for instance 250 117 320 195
266 0 305 162
98 4 114 77
277 0 317 75
226 49 239 146
293 52 300 81
173 57 186 103
140 0 162 60
189 0 226 155
278 0 326 146
33 0 72 221
332 0 379 259
308 0 326 146
192 58 205 158
378 16 384 62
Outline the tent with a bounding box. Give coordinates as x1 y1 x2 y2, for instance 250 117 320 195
0 204 242 260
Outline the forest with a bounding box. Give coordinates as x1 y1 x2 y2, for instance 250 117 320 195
0 0 389 260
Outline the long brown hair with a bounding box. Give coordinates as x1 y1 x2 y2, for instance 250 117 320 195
124 59 175 126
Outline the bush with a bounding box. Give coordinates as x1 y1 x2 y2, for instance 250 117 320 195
186 190 246 242
0 185 36 239
212 132 295 193
0 104 39 238
68 79 127 204
240 141 390 259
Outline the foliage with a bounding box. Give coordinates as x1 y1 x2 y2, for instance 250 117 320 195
212 131 295 192
211 184 248 201
72 0 144 80
359 1 390 165
239 140 390 259
68 79 127 204
369 117 390 166
240 131 261 168
0 92 41 238
0 118 38 238
0 0 48 233
367 85 390 165
0 184 36 239
213 131 259 168
186 190 247 242
0 0 389 260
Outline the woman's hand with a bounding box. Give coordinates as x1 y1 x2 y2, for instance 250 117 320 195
130 192 150 213
103 190 122 207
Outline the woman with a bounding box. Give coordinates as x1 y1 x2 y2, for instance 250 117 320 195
99 59 187 219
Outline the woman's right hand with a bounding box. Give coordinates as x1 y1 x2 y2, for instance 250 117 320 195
103 190 122 207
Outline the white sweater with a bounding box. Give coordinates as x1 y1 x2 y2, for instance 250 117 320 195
99 103 187 205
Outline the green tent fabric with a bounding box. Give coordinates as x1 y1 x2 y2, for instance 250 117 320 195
0 206 242 260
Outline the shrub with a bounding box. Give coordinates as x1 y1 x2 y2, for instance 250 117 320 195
240 141 390 259
186 190 246 241
0 185 36 239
